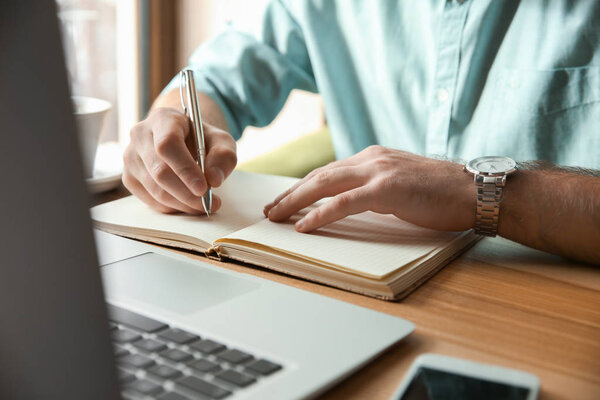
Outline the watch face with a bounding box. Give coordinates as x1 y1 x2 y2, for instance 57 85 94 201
466 156 516 175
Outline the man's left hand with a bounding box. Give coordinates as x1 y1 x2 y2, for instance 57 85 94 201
263 146 475 233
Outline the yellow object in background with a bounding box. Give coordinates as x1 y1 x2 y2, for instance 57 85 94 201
236 127 335 178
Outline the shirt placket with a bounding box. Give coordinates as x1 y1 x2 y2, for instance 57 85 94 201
426 0 471 156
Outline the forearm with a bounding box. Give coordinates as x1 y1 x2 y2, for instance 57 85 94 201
497 164 600 264
151 89 229 132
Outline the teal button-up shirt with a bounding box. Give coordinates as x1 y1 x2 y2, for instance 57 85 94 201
166 0 600 168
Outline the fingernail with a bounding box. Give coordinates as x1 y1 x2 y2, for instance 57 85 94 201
191 178 205 196
295 218 306 231
209 167 224 187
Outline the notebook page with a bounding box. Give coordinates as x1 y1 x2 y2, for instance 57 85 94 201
91 170 297 245
219 206 462 279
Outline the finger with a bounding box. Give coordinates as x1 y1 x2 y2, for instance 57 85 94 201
122 171 178 214
123 144 177 213
203 125 237 187
153 113 207 196
264 158 360 215
267 166 366 222
294 186 373 232
207 193 223 214
138 143 208 212
138 170 205 214
129 150 204 214
125 170 222 215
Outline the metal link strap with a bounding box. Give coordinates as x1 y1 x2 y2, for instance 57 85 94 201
474 175 505 236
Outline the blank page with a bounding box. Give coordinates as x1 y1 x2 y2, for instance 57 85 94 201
220 206 462 279
91 171 297 245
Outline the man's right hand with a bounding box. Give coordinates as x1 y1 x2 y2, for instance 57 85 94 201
122 107 237 214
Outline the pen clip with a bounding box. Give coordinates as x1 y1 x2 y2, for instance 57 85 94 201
179 70 189 116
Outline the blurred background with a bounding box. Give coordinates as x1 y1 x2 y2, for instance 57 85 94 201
56 0 325 166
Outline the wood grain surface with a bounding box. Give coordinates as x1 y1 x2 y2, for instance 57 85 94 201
93 186 600 400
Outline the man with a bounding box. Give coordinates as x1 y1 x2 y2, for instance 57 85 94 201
122 1 600 264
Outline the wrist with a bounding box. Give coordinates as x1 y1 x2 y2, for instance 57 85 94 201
454 163 477 230
496 167 532 238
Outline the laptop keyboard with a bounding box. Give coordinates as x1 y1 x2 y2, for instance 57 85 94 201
107 304 283 399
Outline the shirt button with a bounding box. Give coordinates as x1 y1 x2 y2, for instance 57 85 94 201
437 88 449 103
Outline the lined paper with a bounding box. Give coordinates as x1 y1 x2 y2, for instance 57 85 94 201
220 206 461 279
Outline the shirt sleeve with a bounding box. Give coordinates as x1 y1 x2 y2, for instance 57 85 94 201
163 0 317 140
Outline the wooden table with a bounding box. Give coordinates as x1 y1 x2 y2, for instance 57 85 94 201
94 186 600 400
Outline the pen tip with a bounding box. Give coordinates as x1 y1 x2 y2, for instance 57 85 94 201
202 197 211 217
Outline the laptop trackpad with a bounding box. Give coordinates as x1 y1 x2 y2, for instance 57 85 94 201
101 252 260 314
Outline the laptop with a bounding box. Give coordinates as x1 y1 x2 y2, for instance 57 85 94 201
0 2 413 399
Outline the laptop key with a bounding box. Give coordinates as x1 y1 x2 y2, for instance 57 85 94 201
245 359 282 376
160 348 194 363
176 376 231 399
125 378 163 396
112 328 141 343
189 358 221 373
215 369 256 388
158 328 199 344
117 368 136 383
133 338 167 353
114 345 130 358
107 304 168 333
190 339 226 355
148 364 182 381
118 353 156 369
217 349 253 365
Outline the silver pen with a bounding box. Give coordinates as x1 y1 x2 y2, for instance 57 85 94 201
180 69 212 216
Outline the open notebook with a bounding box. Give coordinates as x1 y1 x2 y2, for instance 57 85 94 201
91 171 478 300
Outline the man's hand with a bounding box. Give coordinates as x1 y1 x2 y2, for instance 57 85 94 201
264 145 475 232
122 107 237 214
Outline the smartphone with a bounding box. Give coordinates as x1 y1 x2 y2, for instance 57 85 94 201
391 354 539 400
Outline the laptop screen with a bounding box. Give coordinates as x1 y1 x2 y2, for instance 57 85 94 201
0 2 119 399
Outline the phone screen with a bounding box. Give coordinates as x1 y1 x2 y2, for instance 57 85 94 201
396 367 530 400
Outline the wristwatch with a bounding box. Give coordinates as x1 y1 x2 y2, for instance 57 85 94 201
464 156 517 237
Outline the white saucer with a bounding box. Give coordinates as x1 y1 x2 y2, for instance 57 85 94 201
86 142 124 194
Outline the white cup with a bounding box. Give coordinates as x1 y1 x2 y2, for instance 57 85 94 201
72 96 111 178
